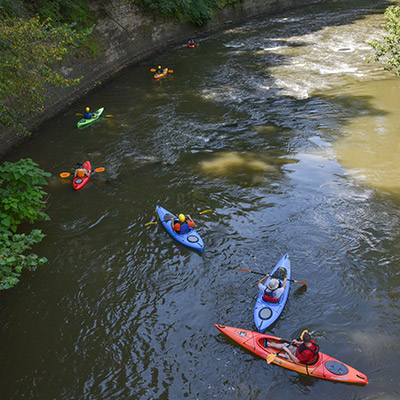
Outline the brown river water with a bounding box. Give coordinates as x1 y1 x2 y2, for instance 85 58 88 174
1 0 400 398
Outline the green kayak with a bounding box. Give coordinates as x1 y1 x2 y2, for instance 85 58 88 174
77 107 104 128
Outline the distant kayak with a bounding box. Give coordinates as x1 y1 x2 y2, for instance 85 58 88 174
73 161 91 191
154 68 168 79
254 254 291 332
77 108 104 128
156 205 204 252
215 324 368 385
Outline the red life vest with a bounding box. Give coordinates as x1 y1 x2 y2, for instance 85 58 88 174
262 293 279 303
296 340 319 364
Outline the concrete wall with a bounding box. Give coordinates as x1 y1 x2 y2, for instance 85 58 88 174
0 0 327 159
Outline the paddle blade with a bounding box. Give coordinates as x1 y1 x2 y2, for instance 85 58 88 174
76 113 83 116
150 68 156 72
199 209 212 214
94 167 105 173
145 221 158 226
105 114 113 117
293 279 308 286
182 44 187 47
60 172 71 178
168 69 174 73
235 267 252 273
266 353 276 364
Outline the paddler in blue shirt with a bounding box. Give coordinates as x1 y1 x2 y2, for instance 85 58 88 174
83 107 94 119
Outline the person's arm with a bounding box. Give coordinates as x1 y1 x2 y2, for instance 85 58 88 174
282 277 288 289
187 215 195 227
283 345 300 363
291 339 302 346
257 273 270 285
171 219 180 232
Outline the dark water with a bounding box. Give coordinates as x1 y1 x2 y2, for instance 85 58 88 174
1 0 400 398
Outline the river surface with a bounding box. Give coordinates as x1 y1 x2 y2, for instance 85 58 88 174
1 0 400 398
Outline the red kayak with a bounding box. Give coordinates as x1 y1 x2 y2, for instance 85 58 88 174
215 324 368 385
73 161 92 191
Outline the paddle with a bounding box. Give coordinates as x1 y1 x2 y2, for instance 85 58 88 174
59 167 105 178
235 267 308 285
266 353 277 364
144 209 212 226
150 68 174 73
76 113 113 117
182 43 199 47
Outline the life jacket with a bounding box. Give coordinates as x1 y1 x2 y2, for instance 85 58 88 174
297 341 319 365
262 291 279 303
77 168 86 178
262 280 282 303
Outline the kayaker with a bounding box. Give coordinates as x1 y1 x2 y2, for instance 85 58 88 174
171 214 195 234
266 331 319 365
155 65 164 74
188 39 195 47
83 107 93 119
74 162 90 178
257 273 287 302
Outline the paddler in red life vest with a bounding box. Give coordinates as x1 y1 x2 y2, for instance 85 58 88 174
188 39 195 47
74 162 90 178
266 331 320 365
83 107 94 119
257 273 287 302
171 214 195 234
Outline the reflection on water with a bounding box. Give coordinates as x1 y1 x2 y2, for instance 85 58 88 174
199 151 276 175
334 79 400 195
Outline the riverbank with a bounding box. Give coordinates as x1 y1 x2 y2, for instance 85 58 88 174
0 0 325 160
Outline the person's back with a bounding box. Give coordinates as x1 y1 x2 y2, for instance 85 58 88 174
74 162 89 178
295 333 319 364
172 214 195 234
83 107 93 119
258 277 286 302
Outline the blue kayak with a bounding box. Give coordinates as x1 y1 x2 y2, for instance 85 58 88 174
253 254 291 332
156 205 204 252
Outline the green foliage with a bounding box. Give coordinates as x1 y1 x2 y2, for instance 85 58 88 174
0 158 51 233
0 16 92 135
26 0 93 29
0 230 47 290
134 0 241 26
368 6 400 76
0 0 22 19
0 158 50 290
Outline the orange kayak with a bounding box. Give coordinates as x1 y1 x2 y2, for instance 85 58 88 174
154 68 168 79
215 324 368 385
